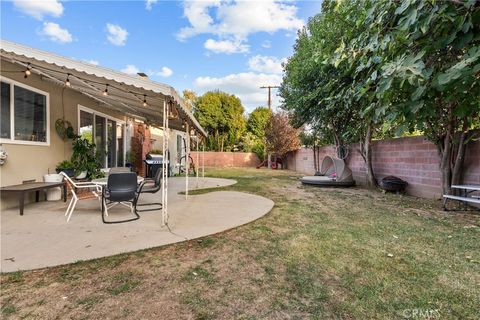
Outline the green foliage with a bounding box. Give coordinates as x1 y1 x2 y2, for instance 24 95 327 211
194 90 246 152
245 107 271 160
55 160 74 170
71 137 103 179
182 89 197 111
281 0 480 191
247 107 271 140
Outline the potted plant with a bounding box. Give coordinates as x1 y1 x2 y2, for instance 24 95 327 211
56 160 75 177
71 136 103 179
126 150 136 169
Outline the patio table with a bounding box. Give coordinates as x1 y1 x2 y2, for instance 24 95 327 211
1 182 67 216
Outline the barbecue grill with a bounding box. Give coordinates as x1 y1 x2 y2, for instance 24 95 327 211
144 153 170 178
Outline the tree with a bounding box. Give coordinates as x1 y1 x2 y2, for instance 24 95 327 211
247 107 271 140
182 90 197 111
280 0 376 185
359 0 480 194
281 0 480 192
265 112 301 166
245 107 272 160
194 91 246 152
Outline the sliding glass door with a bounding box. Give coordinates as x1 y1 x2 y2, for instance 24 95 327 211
95 115 106 168
79 106 125 169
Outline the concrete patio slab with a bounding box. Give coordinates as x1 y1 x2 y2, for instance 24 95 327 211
1 177 274 272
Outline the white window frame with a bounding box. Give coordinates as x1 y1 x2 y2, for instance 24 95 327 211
77 105 126 168
0 76 50 146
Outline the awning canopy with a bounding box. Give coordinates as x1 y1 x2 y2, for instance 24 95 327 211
0 39 206 137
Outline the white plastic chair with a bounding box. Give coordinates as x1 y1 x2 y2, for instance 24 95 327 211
60 172 102 222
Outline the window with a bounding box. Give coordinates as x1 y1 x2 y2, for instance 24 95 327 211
78 105 125 168
1 82 10 139
0 78 49 145
79 110 93 143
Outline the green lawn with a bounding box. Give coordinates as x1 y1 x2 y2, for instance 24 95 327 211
1 168 479 319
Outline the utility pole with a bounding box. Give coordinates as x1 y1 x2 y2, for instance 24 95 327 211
260 85 280 110
260 85 280 169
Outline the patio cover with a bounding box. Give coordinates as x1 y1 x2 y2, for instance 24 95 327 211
0 39 206 137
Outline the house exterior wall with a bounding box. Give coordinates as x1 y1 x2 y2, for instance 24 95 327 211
0 60 126 209
287 135 480 199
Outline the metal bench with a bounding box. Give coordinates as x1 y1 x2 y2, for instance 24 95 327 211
443 184 480 211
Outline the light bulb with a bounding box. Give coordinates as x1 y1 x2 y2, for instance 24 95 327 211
65 75 71 87
24 64 32 78
103 84 108 96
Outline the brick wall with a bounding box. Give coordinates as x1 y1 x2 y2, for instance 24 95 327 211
190 151 261 168
288 136 480 199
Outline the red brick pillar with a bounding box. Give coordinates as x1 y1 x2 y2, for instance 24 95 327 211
132 123 152 177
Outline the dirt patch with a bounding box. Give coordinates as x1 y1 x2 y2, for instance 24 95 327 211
1 168 479 319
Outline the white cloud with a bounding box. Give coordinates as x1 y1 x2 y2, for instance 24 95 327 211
146 67 174 78
106 23 128 46
41 22 72 43
261 40 271 48
145 0 158 10
156 67 173 78
204 38 249 54
13 0 63 20
248 55 286 74
121 64 140 75
177 0 304 40
83 59 99 66
194 72 282 111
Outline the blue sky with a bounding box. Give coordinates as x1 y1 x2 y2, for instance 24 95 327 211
1 0 322 112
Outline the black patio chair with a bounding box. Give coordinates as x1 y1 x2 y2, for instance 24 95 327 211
102 171 140 224
135 166 163 214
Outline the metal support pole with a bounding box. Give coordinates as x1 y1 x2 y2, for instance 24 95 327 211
161 101 166 226
196 137 199 189
185 123 189 200
164 102 169 224
202 142 205 179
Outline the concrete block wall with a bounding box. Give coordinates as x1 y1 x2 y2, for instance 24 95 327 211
288 136 480 199
190 151 261 168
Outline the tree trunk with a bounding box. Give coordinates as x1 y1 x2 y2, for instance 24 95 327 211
332 129 344 158
451 121 469 195
438 134 452 196
438 106 455 196
364 123 377 188
313 141 317 173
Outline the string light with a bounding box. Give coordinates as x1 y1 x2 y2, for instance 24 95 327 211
103 84 108 96
24 64 31 78
143 94 147 107
65 74 71 87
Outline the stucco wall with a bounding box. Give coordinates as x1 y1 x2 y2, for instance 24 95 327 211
287 136 480 199
0 61 126 209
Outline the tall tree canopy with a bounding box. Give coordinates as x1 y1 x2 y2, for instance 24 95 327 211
281 0 480 192
194 90 246 152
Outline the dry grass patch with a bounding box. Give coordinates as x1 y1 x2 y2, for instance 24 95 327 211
1 168 479 319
